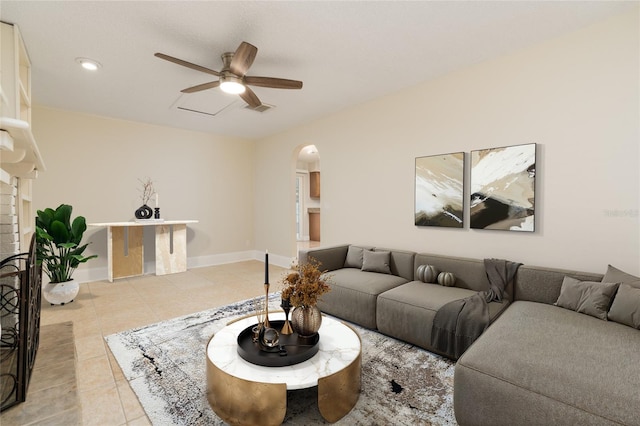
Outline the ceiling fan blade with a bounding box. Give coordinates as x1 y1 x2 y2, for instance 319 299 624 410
229 42 258 76
245 76 303 90
155 53 220 77
239 86 262 108
181 81 221 93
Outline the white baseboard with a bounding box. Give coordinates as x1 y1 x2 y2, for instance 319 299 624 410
70 250 295 284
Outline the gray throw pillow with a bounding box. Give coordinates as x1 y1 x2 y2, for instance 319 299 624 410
555 276 619 320
608 283 640 329
361 250 391 274
344 246 364 268
602 264 640 289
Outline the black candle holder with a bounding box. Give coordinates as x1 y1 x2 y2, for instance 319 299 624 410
280 298 293 335
154 207 160 219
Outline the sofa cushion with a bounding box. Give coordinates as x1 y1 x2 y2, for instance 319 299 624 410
455 301 640 426
362 250 391 274
514 265 603 305
376 281 508 352
602 264 640 288
299 244 349 272
344 245 365 268
317 268 408 329
555 277 619 320
376 247 416 281
608 283 640 329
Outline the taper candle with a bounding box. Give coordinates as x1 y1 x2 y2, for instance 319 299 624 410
265 250 269 284
155 193 159 208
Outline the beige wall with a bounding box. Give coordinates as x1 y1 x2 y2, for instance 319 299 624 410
255 10 640 275
32 107 255 281
30 10 639 281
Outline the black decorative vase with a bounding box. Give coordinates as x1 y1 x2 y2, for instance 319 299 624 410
135 204 153 219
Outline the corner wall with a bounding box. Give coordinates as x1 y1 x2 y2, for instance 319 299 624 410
254 9 640 275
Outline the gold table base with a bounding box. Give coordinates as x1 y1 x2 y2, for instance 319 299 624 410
206 326 362 425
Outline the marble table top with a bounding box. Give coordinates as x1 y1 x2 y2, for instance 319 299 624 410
88 220 198 227
206 312 361 390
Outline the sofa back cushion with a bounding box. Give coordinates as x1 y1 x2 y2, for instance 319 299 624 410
299 244 350 272
513 265 603 305
343 245 374 268
414 253 494 294
375 247 416 281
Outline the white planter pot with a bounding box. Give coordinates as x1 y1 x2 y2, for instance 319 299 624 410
43 280 79 305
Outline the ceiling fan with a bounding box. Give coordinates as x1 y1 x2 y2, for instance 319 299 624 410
155 41 303 108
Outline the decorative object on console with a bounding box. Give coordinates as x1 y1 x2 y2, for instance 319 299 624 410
417 264 439 283
415 152 464 228
281 259 331 337
437 271 456 287
134 205 153 219
470 143 536 231
35 204 98 305
135 177 156 220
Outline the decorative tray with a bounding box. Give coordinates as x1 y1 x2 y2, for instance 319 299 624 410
237 320 320 367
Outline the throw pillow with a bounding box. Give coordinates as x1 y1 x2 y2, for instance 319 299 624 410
362 250 392 274
344 246 364 269
437 272 456 287
608 283 640 329
416 264 439 283
555 276 619 320
602 264 640 289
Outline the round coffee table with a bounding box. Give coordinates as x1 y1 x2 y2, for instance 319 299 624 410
206 312 361 425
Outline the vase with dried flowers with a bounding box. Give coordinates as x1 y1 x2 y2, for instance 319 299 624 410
135 177 156 220
281 259 331 337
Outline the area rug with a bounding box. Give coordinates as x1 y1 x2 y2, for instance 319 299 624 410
105 296 456 425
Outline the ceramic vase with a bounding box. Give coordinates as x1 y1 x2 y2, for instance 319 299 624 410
135 204 153 219
43 280 79 305
291 305 322 337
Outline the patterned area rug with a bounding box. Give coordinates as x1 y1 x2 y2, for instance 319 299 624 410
105 296 456 425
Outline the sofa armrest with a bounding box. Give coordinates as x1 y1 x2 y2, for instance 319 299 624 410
298 244 350 272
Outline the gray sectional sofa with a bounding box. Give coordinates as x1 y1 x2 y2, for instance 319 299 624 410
299 244 640 426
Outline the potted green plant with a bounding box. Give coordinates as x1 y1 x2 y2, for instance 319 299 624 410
35 204 97 305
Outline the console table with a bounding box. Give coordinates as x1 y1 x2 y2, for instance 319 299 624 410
206 312 361 425
89 220 198 282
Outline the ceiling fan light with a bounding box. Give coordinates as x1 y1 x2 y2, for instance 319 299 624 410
220 76 246 94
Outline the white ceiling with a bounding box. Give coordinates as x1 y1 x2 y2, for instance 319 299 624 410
1 1 633 140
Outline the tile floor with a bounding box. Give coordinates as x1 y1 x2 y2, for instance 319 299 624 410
0 260 287 425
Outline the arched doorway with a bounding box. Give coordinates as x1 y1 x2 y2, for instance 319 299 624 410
294 145 321 254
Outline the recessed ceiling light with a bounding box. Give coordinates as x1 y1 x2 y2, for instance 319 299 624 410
75 57 102 71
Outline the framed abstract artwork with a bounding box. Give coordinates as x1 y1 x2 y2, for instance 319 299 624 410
470 143 536 232
415 152 464 228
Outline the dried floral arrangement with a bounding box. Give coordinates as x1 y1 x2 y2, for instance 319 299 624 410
281 259 331 307
138 177 156 205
